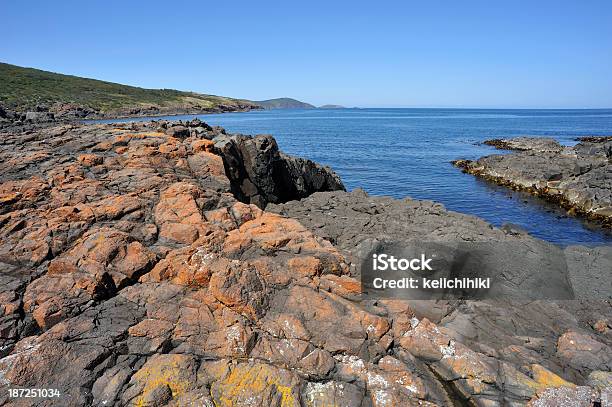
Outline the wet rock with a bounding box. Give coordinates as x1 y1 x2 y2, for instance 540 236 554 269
575 135 612 143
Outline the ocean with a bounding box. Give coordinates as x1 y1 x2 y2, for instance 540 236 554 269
95 108 612 246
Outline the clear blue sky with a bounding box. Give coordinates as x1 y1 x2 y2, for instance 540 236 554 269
2 0 612 108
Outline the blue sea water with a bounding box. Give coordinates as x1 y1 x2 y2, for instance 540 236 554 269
96 108 612 246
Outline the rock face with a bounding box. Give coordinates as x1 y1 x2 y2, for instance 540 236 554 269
0 123 609 406
454 136 612 227
213 133 345 208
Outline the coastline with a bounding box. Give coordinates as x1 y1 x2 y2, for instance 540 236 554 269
0 119 610 405
453 136 612 228
87 104 262 121
0 104 262 127
77 108 612 245
3 2 612 404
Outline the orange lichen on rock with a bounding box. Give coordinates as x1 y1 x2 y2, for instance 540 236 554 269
191 138 215 153
0 120 607 407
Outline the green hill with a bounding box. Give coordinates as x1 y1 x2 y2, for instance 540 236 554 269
253 98 315 110
0 62 259 116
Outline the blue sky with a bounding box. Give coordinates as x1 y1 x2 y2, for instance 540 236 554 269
2 0 612 108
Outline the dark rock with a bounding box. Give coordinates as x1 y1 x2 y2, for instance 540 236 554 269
269 189 612 402
501 222 529 235
50 102 98 119
164 125 190 138
455 136 612 226
212 125 226 135
186 118 211 130
213 133 344 208
575 135 612 143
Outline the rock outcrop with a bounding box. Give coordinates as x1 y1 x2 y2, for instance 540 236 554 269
454 136 612 227
213 133 345 208
0 123 609 406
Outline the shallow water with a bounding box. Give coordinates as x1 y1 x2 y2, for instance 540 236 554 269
94 108 612 246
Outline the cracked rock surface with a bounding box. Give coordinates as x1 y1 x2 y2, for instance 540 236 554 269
270 189 612 405
0 122 610 406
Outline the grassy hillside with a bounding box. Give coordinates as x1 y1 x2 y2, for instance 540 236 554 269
0 62 258 114
254 98 315 110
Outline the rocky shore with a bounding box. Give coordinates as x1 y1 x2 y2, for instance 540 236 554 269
0 102 259 131
0 121 610 406
454 136 612 227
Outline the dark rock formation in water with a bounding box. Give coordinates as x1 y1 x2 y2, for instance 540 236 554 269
455 136 612 227
0 122 609 406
